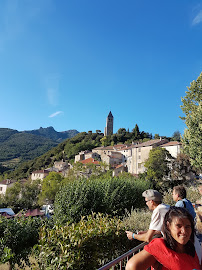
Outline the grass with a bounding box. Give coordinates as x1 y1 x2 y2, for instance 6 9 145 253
196 206 202 233
122 208 152 231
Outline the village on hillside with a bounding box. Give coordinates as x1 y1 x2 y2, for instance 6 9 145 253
0 111 193 198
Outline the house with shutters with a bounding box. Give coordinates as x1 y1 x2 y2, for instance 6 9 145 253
0 179 16 195
31 170 49 181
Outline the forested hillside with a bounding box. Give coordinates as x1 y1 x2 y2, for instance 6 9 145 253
6 132 103 179
0 127 79 169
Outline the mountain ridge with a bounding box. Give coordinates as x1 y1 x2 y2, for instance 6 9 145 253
23 126 79 142
0 127 79 168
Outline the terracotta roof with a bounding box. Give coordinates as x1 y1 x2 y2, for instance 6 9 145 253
113 144 126 149
160 141 182 147
115 164 124 169
0 179 16 185
93 146 105 150
25 209 44 217
0 212 13 218
131 139 168 148
80 158 100 165
32 170 49 174
16 208 45 217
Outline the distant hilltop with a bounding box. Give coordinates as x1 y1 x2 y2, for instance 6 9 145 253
23 126 79 142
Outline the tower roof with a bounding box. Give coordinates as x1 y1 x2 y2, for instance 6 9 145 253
108 111 113 118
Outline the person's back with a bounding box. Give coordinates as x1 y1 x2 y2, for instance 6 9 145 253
175 198 196 219
172 185 196 219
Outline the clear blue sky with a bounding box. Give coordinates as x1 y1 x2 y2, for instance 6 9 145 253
0 0 201 137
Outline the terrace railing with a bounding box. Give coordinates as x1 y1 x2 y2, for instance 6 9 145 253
98 242 149 270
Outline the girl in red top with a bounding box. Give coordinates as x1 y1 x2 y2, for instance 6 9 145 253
126 207 200 270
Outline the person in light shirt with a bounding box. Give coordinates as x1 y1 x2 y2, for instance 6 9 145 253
126 189 169 243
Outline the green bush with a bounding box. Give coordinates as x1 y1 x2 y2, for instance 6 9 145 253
54 175 151 224
34 213 137 270
0 216 42 268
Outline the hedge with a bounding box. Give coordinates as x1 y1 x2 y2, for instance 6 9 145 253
54 175 151 224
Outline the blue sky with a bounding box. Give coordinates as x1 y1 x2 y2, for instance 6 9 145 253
0 0 201 137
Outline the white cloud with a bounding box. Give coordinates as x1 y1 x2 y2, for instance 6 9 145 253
192 10 202 25
49 111 63 118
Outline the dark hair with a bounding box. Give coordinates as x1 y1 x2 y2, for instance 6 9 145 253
162 207 195 257
173 185 186 199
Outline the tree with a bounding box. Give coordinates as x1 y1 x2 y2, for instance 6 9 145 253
19 180 41 209
154 134 160 139
180 72 202 170
0 216 42 269
144 147 173 189
171 130 181 141
170 153 196 184
100 136 108 147
4 182 22 211
117 128 126 135
38 172 64 204
3 180 41 211
132 124 140 139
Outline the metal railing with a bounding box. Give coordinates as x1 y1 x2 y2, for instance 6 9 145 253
98 242 147 270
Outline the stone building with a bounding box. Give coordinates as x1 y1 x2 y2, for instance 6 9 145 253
75 150 100 162
130 138 169 175
31 170 49 181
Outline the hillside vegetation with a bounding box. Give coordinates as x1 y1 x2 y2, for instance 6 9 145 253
0 127 79 169
4 125 154 179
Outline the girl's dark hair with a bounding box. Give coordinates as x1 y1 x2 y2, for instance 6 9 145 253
162 206 195 257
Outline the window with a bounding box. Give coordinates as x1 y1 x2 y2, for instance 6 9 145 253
138 148 141 152
138 163 141 169
0 187 3 191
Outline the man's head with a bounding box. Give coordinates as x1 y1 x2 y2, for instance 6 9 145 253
142 189 162 210
172 185 186 202
198 185 202 196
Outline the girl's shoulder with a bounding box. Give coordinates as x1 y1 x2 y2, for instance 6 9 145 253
145 238 167 254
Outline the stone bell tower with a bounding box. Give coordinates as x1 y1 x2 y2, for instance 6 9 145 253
104 111 114 136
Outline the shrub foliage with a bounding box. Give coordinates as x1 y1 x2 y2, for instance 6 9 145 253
34 213 136 270
54 174 151 224
0 216 42 268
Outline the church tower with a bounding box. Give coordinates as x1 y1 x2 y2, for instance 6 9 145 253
104 111 114 136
